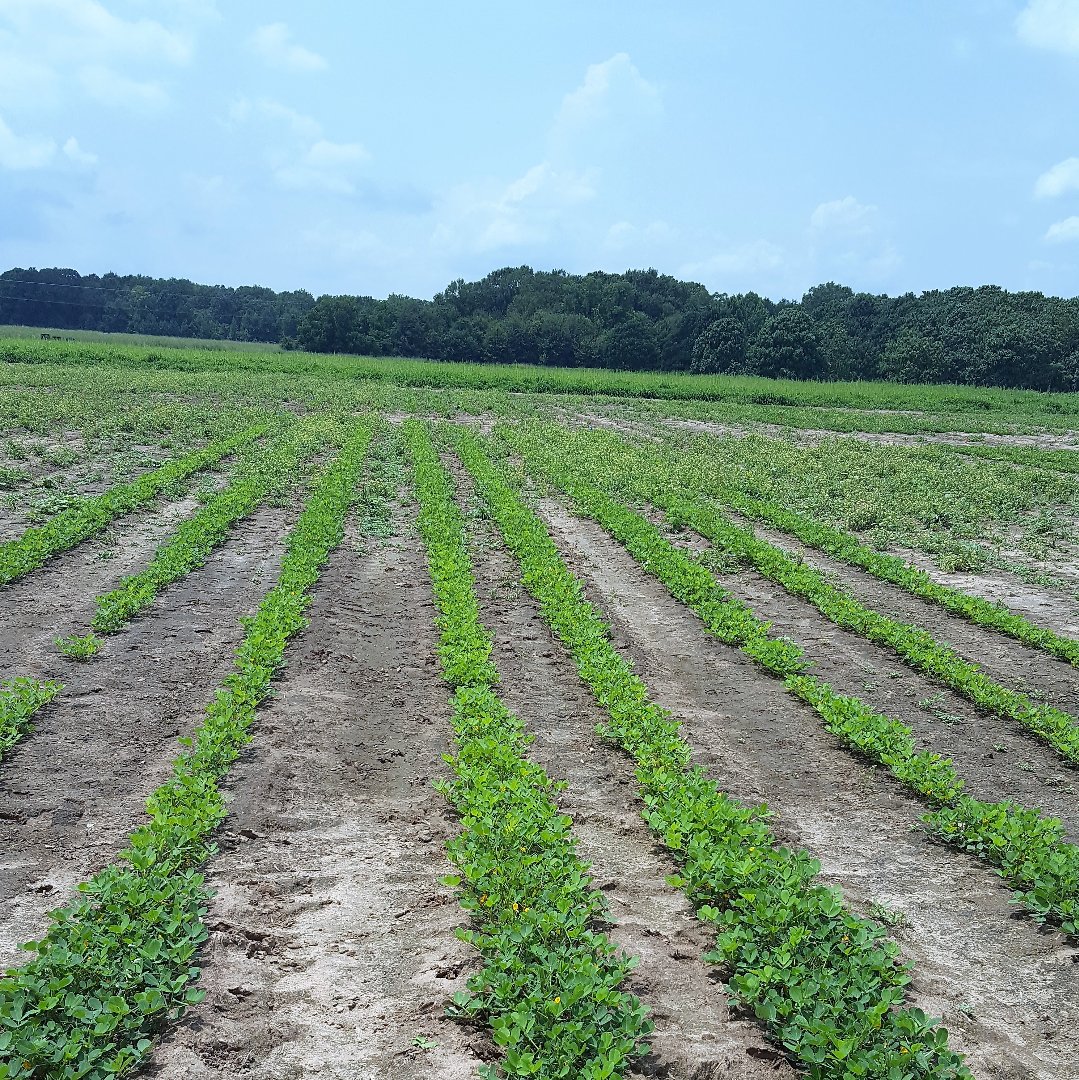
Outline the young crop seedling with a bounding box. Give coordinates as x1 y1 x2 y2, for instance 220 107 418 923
55 632 102 660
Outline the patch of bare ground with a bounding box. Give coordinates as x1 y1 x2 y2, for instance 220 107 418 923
536 498 1079 1080
0 501 293 967
0 438 179 541
891 547 1079 641
448 461 796 1080
150 508 487 1080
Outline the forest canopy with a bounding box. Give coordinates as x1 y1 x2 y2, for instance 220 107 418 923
3 265 1078 391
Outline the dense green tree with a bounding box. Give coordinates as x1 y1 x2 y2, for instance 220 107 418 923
5 264 1079 390
691 317 748 374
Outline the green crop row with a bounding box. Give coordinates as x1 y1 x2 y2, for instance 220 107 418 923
452 426 970 1080
0 421 371 1080
0 425 266 587
713 487 1079 666
0 678 62 762
501 426 1079 937
405 420 651 1080
88 417 343 637
502 423 1079 761
663 499 1079 763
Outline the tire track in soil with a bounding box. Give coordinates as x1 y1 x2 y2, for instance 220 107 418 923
643 514 1079 837
454 464 796 1080
150 511 488 1080
0 501 293 967
537 498 1079 1080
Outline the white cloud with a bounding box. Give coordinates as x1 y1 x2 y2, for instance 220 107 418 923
809 195 899 277
552 52 660 146
0 0 192 65
1035 156 1079 197
1016 0 1079 54
1045 215 1079 242
0 113 55 168
681 239 787 280
436 162 598 251
810 195 879 236
229 97 322 139
229 97 367 194
62 136 97 166
249 22 327 73
79 65 167 110
276 140 369 194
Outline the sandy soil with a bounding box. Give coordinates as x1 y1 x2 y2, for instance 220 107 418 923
150 508 489 1080
0 501 293 966
534 497 1079 1080
888 547 1079 640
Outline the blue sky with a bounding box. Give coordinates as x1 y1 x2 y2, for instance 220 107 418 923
2 0 1079 301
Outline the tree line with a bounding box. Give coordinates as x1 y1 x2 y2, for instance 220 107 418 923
3 265 1078 390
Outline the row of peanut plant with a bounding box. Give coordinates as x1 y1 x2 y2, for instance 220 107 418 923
644 428 1079 665
0 421 371 1080
0 678 61 763
404 420 652 1080
450 425 971 1080
517 423 1079 762
63 417 345 657
498 424 1079 938
0 424 265 586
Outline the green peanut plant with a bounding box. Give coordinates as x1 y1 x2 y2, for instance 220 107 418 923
0 424 265 587
405 420 653 1080
0 421 371 1080
452 425 971 1080
500 424 1079 940
0 677 62 763
89 417 344 637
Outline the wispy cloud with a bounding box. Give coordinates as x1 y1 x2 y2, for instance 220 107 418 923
1045 215 1079 242
1034 156 1079 197
552 52 660 147
248 22 327 73
1016 0 1079 55
79 65 167 110
0 113 56 169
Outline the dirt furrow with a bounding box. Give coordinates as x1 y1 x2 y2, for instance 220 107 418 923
537 498 1079 1080
452 466 796 1080
0 502 293 966
889 546 1079 641
150 511 487 1080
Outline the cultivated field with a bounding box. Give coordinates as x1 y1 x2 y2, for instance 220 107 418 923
0 337 1077 1080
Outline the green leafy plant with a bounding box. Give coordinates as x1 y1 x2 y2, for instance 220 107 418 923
405 420 652 1080
0 422 372 1080
452 425 971 1080
55 632 102 661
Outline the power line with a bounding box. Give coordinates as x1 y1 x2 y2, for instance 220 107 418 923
0 277 129 293
0 294 112 309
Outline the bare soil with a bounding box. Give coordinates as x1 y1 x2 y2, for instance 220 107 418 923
150 508 488 1080
457 469 795 1080
885 547 1079 641
536 498 1079 1080
0 501 293 966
